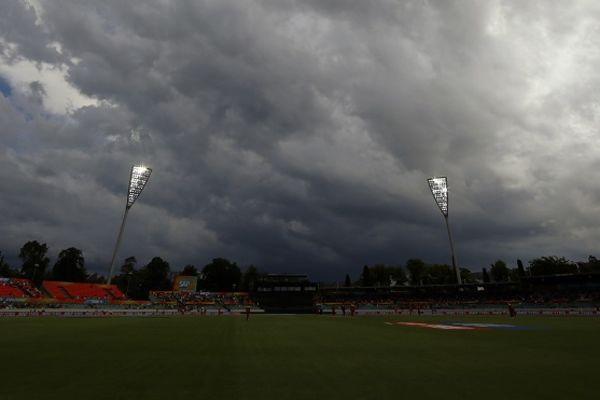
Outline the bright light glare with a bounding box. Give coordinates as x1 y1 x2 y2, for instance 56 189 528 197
127 165 152 208
427 176 448 216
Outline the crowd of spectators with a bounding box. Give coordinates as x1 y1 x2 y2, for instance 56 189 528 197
150 291 216 304
317 287 600 310
2 273 599 312
149 291 255 307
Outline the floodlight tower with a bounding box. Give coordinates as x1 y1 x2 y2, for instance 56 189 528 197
107 165 152 284
427 176 462 285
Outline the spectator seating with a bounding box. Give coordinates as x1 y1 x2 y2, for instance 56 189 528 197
0 278 42 298
149 291 253 307
0 283 26 298
43 281 126 303
11 278 43 297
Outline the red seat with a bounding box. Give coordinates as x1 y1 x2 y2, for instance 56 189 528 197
0 278 41 298
43 281 127 303
0 283 26 298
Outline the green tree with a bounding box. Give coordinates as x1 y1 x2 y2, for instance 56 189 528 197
361 265 372 287
124 256 172 302
490 260 510 282
86 272 105 283
52 247 87 282
344 274 352 287
201 258 242 291
242 265 259 291
143 257 172 293
517 259 526 277
482 267 490 283
577 256 600 273
389 266 407 286
122 270 145 300
367 264 406 287
120 256 137 274
180 265 198 276
110 256 148 299
460 268 476 284
370 264 390 287
423 264 454 285
529 256 577 276
406 258 425 286
19 240 50 285
111 256 137 297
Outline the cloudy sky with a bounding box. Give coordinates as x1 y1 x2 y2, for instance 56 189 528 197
1 0 600 280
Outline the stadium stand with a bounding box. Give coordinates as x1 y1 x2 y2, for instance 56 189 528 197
2 270 598 315
0 278 43 299
0 283 25 298
149 291 254 308
43 281 126 303
316 276 600 313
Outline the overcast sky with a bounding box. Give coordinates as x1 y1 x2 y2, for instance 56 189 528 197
1 0 600 280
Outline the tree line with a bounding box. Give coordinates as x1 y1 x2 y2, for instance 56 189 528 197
343 261 469 287
110 256 260 300
0 240 260 300
0 241 99 286
3 240 600 298
343 255 600 287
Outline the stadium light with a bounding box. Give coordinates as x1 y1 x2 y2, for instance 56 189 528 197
107 165 152 284
427 176 461 285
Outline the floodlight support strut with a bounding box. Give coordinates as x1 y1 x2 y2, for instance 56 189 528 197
444 215 461 285
107 207 130 284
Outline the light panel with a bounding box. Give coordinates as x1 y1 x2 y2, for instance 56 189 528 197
127 165 152 208
427 176 448 217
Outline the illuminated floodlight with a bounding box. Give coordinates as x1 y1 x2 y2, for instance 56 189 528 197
427 177 448 216
127 165 152 208
107 164 152 284
427 176 461 285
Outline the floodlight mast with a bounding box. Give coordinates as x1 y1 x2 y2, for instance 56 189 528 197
427 177 462 285
107 165 152 284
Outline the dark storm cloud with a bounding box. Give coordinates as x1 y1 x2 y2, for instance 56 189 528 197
1 0 600 280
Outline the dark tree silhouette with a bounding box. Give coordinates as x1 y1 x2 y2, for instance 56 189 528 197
344 274 352 287
201 258 241 291
143 257 172 292
482 267 490 283
490 260 510 282
406 258 426 286
180 265 198 276
242 265 259 291
460 268 475 284
529 256 577 276
361 265 372 287
19 240 50 285
120 256 137 274
517 259 526 277
367 264 407 287
52 247 87 282
577 256 600 273
423 264 454 285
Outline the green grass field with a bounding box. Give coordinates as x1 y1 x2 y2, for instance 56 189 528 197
0 315 598 399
